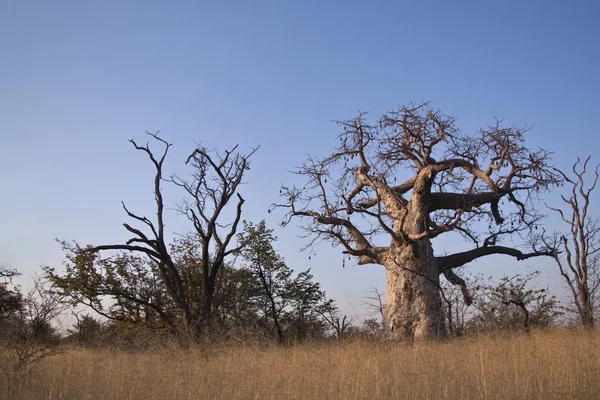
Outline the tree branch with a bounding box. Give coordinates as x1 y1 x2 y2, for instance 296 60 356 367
437 246 555 271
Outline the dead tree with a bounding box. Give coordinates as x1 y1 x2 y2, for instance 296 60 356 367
171 142 258 329
87 132 256 333
319 308 352 339
546 157 600 328
1 274 66 380
272 103 559 341
362 286 385 322
439 270 482 337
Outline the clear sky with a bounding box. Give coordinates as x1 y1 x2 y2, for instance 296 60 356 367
1 0 599 317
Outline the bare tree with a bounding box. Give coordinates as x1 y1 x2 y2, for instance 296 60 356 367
171 142 258 329
362 286 385 322
440 270 481 337
359 287 387 337
77 132 256 334
272 103 559 341
1 274 66 382
546 157 600 328
471 271 561 333
319 307 353 339
325 313 351 339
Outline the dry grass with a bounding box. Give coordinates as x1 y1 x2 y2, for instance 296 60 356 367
2 329 600 399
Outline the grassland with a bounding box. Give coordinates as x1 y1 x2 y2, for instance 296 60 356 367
2 329 599 400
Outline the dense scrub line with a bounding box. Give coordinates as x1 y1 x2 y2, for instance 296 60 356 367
2 328 599 400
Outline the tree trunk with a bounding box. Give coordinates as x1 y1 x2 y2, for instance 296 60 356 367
382 241 447 341
202 280 213 330
581 311 595 328
580 291 595 328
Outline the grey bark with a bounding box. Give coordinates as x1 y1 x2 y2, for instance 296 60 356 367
382 243 447 341
274 103 560 341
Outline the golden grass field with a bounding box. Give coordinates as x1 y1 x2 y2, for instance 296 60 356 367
2 329 600 400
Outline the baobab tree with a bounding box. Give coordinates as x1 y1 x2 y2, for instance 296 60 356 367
273 103 560 341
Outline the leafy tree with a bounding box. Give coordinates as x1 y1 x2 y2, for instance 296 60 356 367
66 313 107 347
211 263 262 333
360 318 385 339
0 268 22 320
238 220 338 341
49 222 339 343
46 243 180 337
273 102 560 341
280 269 336 340
237 221 288 341
470 271 561 333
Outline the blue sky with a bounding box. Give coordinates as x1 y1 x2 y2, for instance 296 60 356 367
1 0 599 317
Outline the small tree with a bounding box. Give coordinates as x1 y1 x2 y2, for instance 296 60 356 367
360 318 386 339
546 157 600 328
210 263 263 335
237 220 338 341
319 307 353 340
47 244 181 337
0 268 21 319
362 286 386 322
440 270 482 337
66 313 108 347
360 287 387 337
470 271 561 333
237 221 288 342
280 269 334 341
0 272 66 385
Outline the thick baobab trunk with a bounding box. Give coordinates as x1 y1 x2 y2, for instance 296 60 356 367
382 241 447 341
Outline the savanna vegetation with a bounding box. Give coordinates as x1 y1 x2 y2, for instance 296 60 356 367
2 103 600 398
3 330 600 400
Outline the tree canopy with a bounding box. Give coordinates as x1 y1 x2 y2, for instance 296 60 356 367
273 102 561 340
